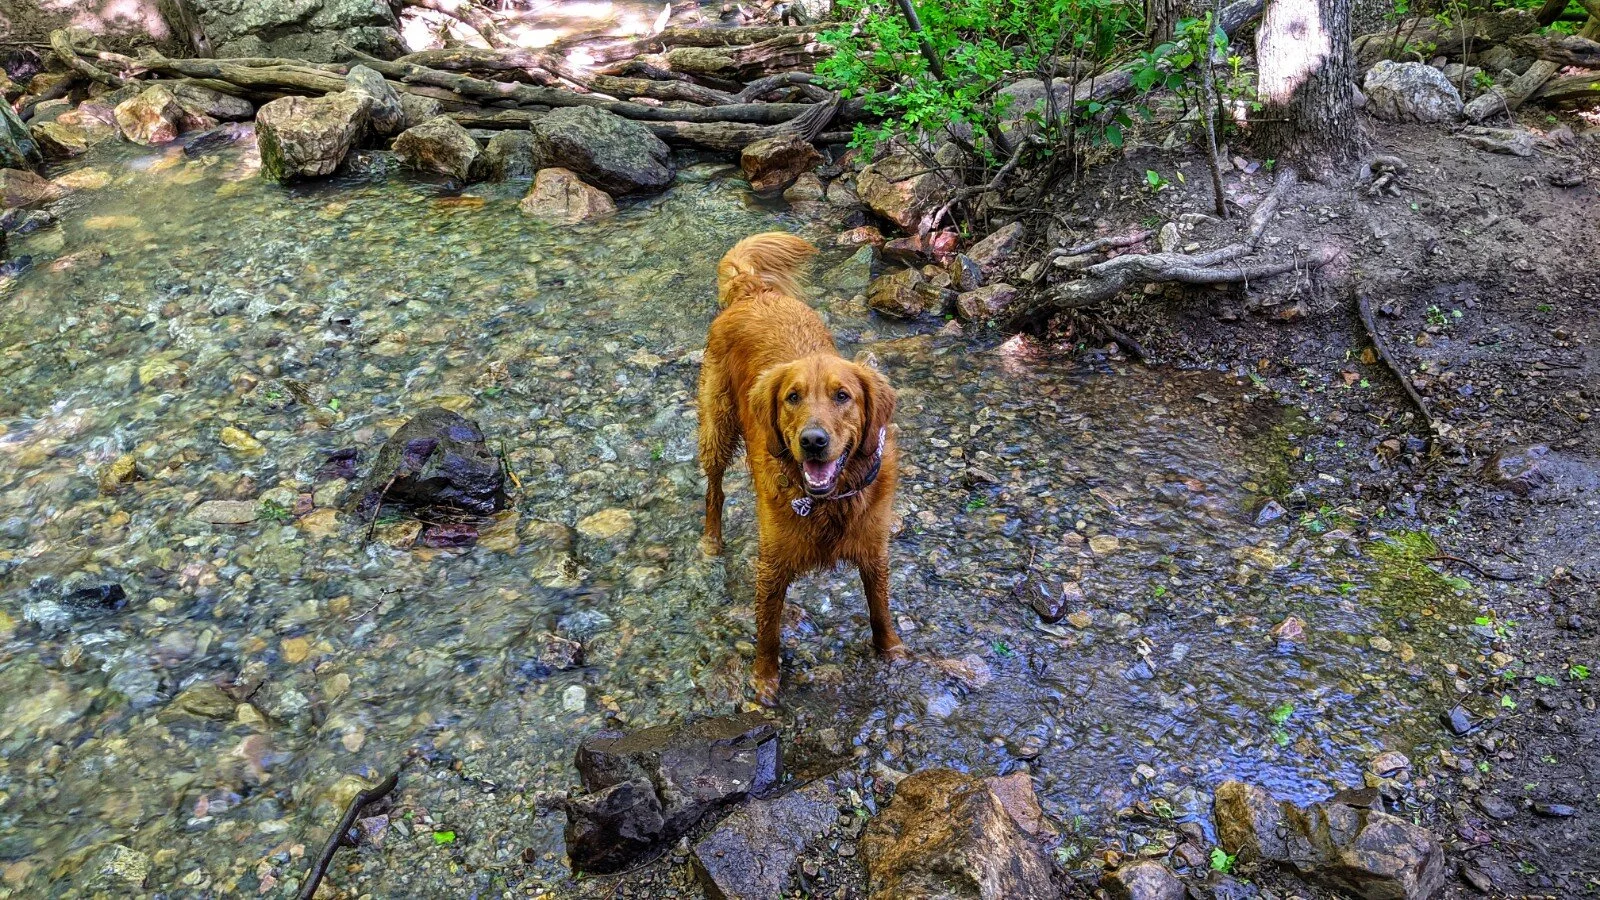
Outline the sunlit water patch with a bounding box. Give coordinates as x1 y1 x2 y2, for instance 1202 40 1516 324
0 141 1476 896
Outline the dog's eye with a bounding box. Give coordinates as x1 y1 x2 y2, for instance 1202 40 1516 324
834 389 850 403
785 391 800 404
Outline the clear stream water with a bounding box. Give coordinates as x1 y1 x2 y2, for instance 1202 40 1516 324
0 140 1477 897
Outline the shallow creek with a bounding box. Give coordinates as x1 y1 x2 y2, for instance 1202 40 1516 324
0 141 1477 897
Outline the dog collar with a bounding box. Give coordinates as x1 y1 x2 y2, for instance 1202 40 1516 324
791 427 887 517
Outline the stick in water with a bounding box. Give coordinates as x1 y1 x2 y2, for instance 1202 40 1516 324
297 771 400 900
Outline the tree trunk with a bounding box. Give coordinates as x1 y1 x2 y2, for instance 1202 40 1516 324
1147 0 1183 45
1253 0 1364 176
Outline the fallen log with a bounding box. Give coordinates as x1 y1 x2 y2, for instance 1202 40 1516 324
1507 31 1600 67
346 49 817 125
1009 171 1337 318
663 35 827 80
657 25 816 47
449 91 841 151
1353 8 1539 65
587 74 736 105
1530 71 1600 103
394 47 565 86
1466 17 1597 119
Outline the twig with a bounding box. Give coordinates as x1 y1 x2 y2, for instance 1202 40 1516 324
296 771 400 900
362 471 400 548
1429 555 1525 582
1356 291 1434 433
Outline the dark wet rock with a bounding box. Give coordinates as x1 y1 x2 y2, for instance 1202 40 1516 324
0 207 53 235
955 283 1019 323
316 447 361 481
393 116 479 181
1329 786 1381 809
1441 704 1479 735
1208 874 1260 899
182 122 251 158
564 777 666 873
1459 864 1494 893
257 91 371 182
30 120 88 159
692 777 839 900
822 245 874 295
530 106 673 196
114 85 186 145
533 631 584 670
783 171 826 202
861 768 1055 900
1015 575 1070 623
421 521 479 547
1254 498 1287 524
967 221 1024 271
172 683 238 720
1532 801 1575 818
740 133 822 196
1215 780 1446 900
63 583 128 615
1364 61 1463 123
398 93 443 131
0 102 41 171
344 65 403 135
1483 444 1600 499
882 231 958 267
476 130 539 181
171 82 255 123
1475 794 1517 820
353 408 506 517
1102 860 1187 900
567 713 781 873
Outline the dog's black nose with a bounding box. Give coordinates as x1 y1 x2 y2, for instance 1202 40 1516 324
799 427 830 455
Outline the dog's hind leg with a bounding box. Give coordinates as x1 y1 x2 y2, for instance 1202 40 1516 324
697 357 738 556
752 556 793 706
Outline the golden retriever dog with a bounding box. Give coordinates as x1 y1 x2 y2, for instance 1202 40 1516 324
698 232 905 706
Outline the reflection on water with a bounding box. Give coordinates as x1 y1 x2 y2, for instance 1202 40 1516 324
0 140 1473 896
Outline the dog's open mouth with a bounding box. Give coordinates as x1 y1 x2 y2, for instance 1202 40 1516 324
800 455 845 495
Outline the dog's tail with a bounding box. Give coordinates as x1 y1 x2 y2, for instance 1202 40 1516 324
717 232 818 306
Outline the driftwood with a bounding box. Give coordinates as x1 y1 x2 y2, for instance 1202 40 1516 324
1531 71 1600 103
1507 31 1600 67
346 49 816 125
587 74 736 105
1011 170 1336 319
658 25 816 47
663 35 827 80
449 92 841 151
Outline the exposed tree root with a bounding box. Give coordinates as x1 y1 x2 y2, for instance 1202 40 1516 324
1357 290 1435 433
1011 171 1336 322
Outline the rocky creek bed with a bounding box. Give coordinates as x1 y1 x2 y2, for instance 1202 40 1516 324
0 139 1506 898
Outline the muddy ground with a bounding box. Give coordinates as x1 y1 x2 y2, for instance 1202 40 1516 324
1034 118 1600 896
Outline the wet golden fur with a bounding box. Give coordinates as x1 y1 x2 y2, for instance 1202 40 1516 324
698 233 905 706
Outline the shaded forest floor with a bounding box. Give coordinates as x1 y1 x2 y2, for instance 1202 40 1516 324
1038 118 1600 897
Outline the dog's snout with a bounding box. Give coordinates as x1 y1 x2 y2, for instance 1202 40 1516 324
799 427 830 456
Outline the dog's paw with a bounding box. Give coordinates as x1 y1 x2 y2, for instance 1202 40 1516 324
880 642 910 666
699 533 724 557
751 673 780 707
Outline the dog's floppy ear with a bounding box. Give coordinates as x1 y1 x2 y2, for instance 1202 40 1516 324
749 365 792 459
853 361 896 463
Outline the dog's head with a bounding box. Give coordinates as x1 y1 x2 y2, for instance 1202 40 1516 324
750 354 895 497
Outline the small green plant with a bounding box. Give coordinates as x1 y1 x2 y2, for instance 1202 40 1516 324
259 499 293 523
651 441 665 461
1535 674 1558 687
1210 847 1236 873
326 397 342 412
1269 702 1295 725
1570 664 1591 681
1426 305 1451 327
1145 169 1169 190
433 830 456 845
1500 694 1517 710
1472 70 1494 92
992 640 1015 658
1477 760 1491 773
965 495 989 512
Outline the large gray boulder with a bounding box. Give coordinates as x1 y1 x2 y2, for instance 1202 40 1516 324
186 0 402 62
1363 61 1463 123
530 106 673 196
344 64 403 135
257 91 370 182
171 82 255 122
392 116 479 180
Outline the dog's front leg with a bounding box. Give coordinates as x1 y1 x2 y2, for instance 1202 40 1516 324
752 556 792 706
859 550 906 661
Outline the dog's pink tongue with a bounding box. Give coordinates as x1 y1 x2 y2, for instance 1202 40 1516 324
803 459 833 487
